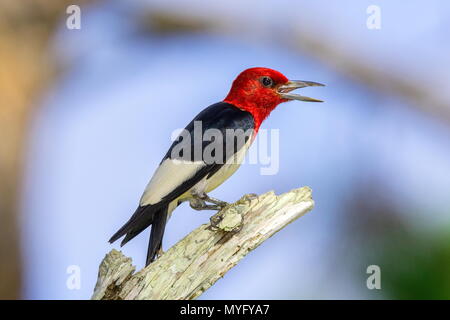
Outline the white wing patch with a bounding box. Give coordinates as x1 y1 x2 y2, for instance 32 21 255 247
140 131 255 207
139 159 205 206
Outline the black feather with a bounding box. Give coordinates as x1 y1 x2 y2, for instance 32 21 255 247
109 204 161 246
146 204 168 265
162 102 254 164
109 203 169 266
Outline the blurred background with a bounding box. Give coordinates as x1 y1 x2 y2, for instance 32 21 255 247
1 0 450 299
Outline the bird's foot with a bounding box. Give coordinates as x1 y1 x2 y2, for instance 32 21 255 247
189 197 223 211
210 193 258 231
209 205 243 232
190 193 229 211
200 193 229 208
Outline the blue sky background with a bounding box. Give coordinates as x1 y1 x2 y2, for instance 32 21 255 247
21 0 450 299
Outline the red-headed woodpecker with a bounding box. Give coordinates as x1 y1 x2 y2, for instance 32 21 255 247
109 67 324 265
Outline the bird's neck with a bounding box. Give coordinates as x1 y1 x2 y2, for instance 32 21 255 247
223 99 277 133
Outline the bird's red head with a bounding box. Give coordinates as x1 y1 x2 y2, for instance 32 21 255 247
224 67 324 131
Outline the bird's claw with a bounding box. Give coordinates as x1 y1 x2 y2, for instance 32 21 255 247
201 194 229 207
190 193 229 211
210 213 223 228
209 204 244 232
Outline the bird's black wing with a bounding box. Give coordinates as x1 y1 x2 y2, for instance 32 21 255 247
159 101 255 202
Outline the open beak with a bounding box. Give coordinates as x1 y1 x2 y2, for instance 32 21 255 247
278 80 325 102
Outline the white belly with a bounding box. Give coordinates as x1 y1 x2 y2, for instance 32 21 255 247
167 142 250 218
192 137 252 196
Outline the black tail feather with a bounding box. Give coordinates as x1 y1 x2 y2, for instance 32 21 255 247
109 205 153 245
109 204 169 260
146 205 168 266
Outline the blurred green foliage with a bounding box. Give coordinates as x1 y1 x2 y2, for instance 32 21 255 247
377 229 450 299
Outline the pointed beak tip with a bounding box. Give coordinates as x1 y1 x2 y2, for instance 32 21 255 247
278 80 325 102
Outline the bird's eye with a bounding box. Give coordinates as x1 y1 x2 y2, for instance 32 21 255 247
260 76 274 88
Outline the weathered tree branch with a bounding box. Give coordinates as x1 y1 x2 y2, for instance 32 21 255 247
92 186 314 300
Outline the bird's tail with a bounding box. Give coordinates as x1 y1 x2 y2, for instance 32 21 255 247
146 205 168 265
109 203 169 266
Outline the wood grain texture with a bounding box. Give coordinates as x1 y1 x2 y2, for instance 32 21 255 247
92 187 314 300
